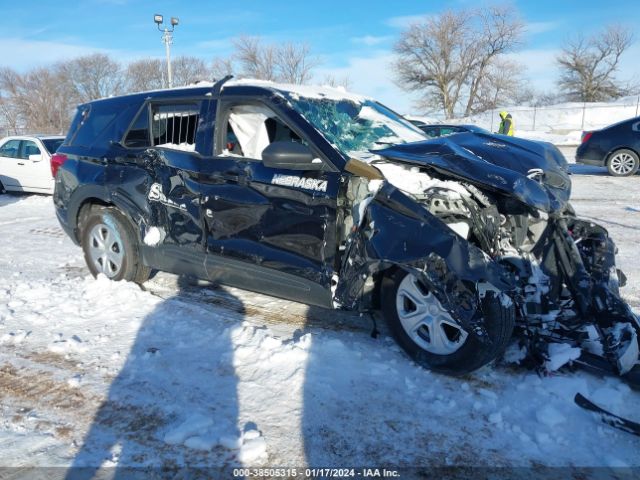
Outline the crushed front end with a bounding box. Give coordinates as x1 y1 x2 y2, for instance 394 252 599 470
336 134 640 384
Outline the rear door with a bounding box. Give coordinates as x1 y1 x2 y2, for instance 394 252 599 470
198 98 338 306
120 99 207 252
0 139 24 189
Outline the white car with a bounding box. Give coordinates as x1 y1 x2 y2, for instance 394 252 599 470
0 135 64 194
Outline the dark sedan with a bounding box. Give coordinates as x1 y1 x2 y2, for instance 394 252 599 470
407 121 490 138
576 116 640 176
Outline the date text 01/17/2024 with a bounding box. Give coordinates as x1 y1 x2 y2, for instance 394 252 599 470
232 468 400 478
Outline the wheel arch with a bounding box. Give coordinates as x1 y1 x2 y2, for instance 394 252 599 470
76 197 114 242
70 187 148 244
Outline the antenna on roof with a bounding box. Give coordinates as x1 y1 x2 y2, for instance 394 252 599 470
212 75 233 96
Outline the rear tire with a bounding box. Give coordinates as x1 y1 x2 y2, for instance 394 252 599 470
80 205 150 284
607 149 639 177
381 269 515 375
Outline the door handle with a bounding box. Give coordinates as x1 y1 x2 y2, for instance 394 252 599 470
17 162 24 165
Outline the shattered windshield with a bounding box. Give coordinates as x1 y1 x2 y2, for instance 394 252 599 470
284 93 427 156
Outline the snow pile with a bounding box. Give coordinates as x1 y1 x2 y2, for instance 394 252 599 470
155 142 196 152
143 226 165 246
545 343 582 372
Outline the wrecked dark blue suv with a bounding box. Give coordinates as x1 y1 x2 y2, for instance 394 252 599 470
53 77 640 381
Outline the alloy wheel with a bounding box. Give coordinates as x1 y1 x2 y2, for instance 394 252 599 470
88 222 124 278
395 274 468 355
610 152 637 175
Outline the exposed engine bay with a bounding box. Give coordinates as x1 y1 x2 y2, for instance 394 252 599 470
339 154 640 386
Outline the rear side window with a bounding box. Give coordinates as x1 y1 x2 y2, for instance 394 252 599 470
124 105 150 148
151 102 201 151
65 103 118 147
20 140 41 159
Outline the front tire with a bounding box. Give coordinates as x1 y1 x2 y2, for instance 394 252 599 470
607 149 639 177
81 205 150 284
381 269 515 375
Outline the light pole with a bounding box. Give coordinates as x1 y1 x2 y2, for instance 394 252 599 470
154 14 179 88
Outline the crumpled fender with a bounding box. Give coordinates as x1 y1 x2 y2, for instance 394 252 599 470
335 183 514 335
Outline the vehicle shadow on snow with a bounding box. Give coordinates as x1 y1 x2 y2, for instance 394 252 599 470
0 191 33 207
65 276 247 479
568 165 609 176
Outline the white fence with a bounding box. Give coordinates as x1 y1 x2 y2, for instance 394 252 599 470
454 96 640 134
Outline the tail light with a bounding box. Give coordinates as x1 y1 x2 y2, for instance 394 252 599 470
581 131 593 144
50 153 68 178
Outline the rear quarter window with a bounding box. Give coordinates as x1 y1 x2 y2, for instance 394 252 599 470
64 103 118 147
42 138 64 154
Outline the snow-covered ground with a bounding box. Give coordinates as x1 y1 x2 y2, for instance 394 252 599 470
1 160 639 475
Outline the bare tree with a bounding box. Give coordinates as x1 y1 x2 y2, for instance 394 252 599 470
224 36 321 84
393 11 474 117
0 65 75 134
0 94 21 135
276 43 319 84
234 36 278 81
393 7 524 117
463 6 524 115
125 59 165 92
322 74 352 90
211 56 235 80
472 59 531 113
0 69 23 134
59 53 123 103
557 24 634 102
172 56 210 87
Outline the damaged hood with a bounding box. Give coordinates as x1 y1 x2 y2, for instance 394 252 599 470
373 132 571 213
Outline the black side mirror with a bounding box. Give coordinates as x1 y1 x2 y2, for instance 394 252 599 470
262 141 324 171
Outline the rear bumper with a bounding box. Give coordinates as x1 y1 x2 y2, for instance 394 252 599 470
56 207 80 245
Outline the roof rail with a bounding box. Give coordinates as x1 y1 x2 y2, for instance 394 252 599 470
211 75 233 96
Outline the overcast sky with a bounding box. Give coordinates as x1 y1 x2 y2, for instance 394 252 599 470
1 0 638 113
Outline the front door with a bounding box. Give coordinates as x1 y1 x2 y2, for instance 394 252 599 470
0 139 24 189
199 100 339 307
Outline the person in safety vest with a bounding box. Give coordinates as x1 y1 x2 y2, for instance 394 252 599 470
497 111 514 136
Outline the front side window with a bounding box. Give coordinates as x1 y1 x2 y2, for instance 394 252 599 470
222 103 306 160
151 102 201 151
20 140 41 159
0 139 21 158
